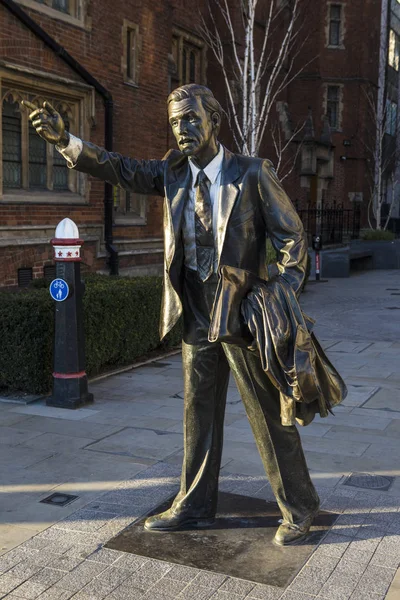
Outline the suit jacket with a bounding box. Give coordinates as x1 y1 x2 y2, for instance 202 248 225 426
74 142 308 340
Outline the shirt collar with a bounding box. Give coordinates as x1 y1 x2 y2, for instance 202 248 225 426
189 144 224 185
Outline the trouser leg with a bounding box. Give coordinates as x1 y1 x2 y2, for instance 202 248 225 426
223 343 319 524
172 339 230 517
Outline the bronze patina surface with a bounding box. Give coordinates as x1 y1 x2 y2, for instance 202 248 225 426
105 492 338 588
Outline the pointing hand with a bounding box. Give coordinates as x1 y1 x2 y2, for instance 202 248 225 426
21 100 69 147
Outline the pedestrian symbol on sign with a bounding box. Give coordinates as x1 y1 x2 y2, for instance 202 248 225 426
49 279 69 302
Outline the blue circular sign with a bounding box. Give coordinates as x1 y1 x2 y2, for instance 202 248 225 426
49 279 69 302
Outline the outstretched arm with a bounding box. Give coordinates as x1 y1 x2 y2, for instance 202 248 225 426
259 160 308 295
22 101 165 196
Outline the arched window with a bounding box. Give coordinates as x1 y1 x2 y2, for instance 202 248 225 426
2 97 22 189
53 110 70 191
0 84 84 200
28 120 47 189
171 29 205 87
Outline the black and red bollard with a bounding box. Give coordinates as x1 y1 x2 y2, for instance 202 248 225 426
47 218 93 409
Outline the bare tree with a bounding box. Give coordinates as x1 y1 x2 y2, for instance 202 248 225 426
199 0 312 176
363 86 400 230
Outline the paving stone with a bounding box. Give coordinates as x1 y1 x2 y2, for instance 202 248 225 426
7 581 47 599
77 566 132 599
55 510 114 533
113 553 148 572
218 577 255 598
289 565 331 595
306 551 340 570
374 535 400 559
370 550 400 569
333 556 366 579
6 563 40 581
28 568 64 587
146 577 188 597
321 496 353 514
349 591 384 600
83 502 133 515
106 574 148 599
55 561 107 592
48 555 84 572
60 543 103 560
192 572 227 589
36 529 103 548
120 570 162 593
317 582 356 599
18 538 50 552
136 559 173 581
165 564 201 582
209 592 243 600
247 582 283 599
29 586 74 600
317 532 353 558
85 548 122 565
177 583 216 600
349 564 396 596
0 551 25 574
354 525 385 541
341 537 380 564
0 572 25 594
280 593 316 600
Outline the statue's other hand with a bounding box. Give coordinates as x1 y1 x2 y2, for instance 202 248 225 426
21 100 69 147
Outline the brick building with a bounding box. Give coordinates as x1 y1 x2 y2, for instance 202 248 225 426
276 0 382 223
0 0 389 286
0 0 225 285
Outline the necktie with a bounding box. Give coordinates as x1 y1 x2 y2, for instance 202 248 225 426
195 170 214 281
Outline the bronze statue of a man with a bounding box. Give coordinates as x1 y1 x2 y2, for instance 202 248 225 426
24 85 319 545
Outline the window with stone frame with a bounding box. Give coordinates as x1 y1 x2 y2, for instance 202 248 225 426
122 20 140 85
15 0 86 26
328 4 342 46
326 85 341 130
171 28 206 88
113 187 147 225
1 85 84 200
389 29 400 71
385 99 398 136
36 0 70 13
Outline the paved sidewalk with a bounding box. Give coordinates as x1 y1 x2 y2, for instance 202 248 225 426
1 270 400 599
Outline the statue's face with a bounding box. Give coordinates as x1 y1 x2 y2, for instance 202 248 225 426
168 96 216 160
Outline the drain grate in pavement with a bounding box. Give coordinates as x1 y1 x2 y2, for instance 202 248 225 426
40 493 78 507
344 473 394 491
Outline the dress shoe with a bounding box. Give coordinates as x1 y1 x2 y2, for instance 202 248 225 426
273 510 318 546
144 508 215 532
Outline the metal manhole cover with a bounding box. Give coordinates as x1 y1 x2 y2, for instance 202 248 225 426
40 493 78 506
344 473 394 491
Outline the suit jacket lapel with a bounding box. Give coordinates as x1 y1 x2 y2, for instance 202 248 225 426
165 158 191 269
217 148 241 264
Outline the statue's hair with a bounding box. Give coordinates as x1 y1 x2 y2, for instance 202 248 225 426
167 84 222 120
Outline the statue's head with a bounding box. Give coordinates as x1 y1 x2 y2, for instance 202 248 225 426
167 84 222 165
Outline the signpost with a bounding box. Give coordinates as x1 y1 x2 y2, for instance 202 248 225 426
49 279 69 302
312 234 322 282
47 218 93 409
